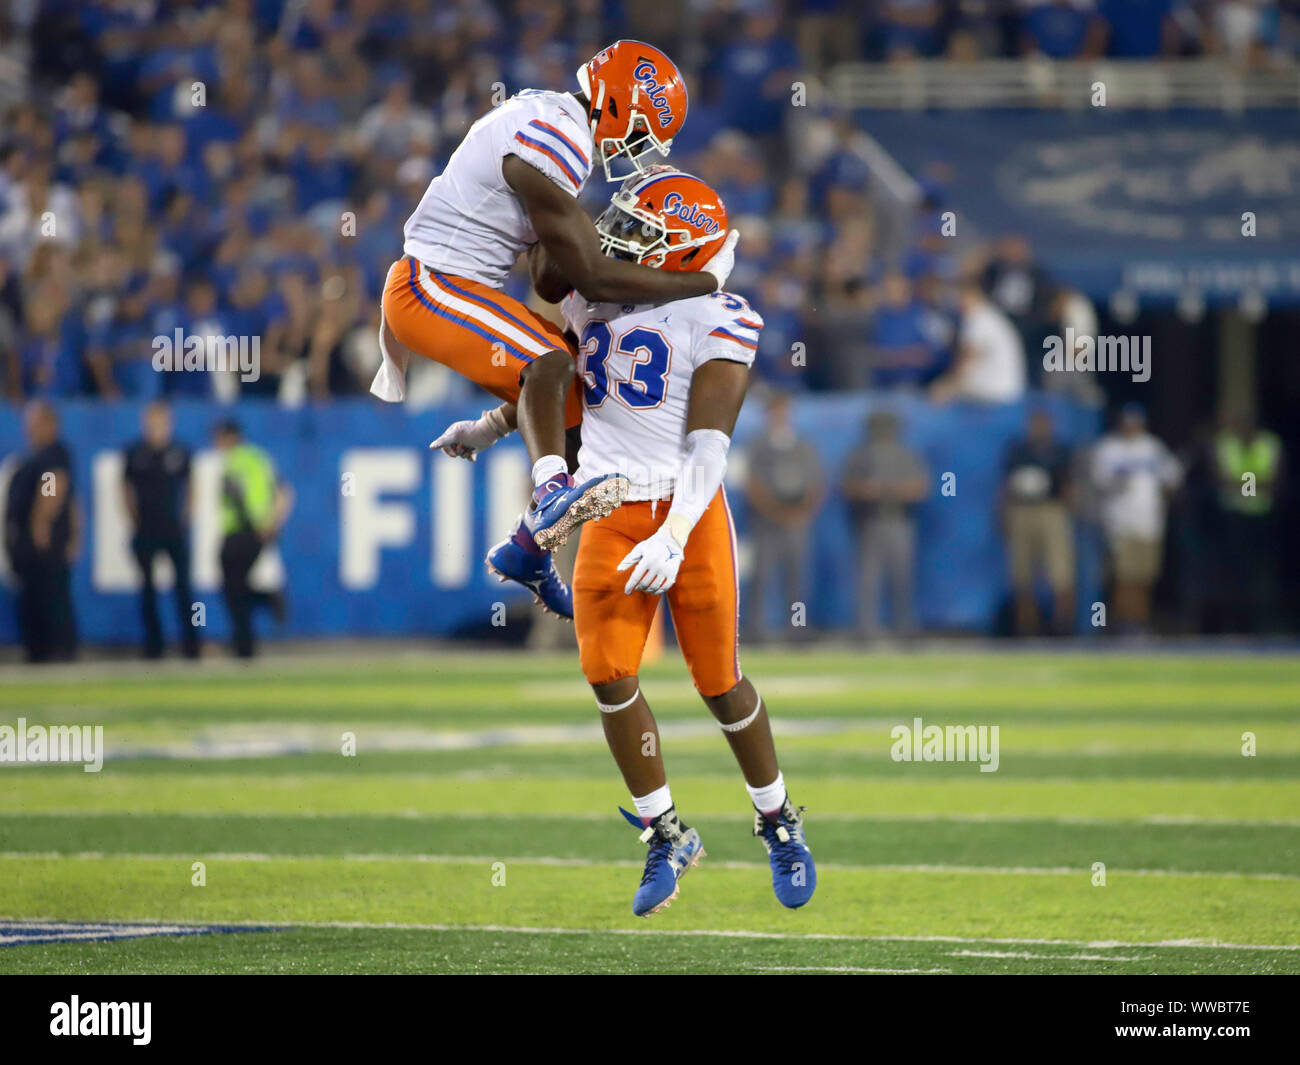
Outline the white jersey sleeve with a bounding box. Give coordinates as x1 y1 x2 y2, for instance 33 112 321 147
505 92 594 197
690 291 763 369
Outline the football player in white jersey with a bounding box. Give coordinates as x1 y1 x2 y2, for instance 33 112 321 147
375 41 739 620
452 168 817 917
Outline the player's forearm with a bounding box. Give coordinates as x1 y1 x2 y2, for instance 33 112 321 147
544 230 715 304
577 256 716 305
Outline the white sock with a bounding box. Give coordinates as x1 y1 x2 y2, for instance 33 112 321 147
746 772 786 816
632 783 674 823
531 454 567 488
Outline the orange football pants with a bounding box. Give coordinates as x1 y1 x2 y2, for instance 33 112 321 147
382 257 583 427
573 489 742 698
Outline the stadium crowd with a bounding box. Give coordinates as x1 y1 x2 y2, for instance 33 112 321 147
2 0 1297 404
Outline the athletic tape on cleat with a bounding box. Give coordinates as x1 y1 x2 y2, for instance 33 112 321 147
719 695 763 733
596 688 641 714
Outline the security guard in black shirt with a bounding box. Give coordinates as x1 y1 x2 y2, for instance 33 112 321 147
4 401 79 662
123 401 200 659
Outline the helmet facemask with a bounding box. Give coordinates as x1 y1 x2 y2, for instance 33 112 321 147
578 65 675 182
598 104 673 182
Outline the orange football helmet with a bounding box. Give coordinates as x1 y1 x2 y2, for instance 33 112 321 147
576 40 688 182
595 166 728 272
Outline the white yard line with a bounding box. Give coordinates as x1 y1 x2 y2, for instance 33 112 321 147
947 950 1145 962
0 719 871 761
0 923 198 946
10 718 1299 763
3 849 1297 882
1 915 1294 952
753 965 952 973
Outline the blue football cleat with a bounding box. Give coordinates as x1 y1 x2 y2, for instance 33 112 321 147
485 529 573 620
619 806 704 917
754 798 816 908
531 472 630 551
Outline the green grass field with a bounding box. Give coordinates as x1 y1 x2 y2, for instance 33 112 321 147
1 647 1298 974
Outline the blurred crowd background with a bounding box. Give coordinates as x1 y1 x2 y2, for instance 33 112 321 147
5 0 1300 403
1 0 1298 659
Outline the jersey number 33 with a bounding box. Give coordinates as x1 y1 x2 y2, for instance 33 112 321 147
579 321 672 411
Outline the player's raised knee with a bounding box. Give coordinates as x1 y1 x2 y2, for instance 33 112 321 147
520 348 573 390
593 675 640 712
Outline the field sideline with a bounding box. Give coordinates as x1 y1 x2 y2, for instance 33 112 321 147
1 647 1297 975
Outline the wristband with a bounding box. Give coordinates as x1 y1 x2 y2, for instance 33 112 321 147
483 406 512 438
664 511 693 547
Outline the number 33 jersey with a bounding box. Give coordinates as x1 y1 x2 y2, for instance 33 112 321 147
561 290 763 501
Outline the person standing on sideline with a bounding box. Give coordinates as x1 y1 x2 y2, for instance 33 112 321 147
123 401 200 659
213 419 293 658
1091 404 1182 635
1213 411 1285 633
743 394 823 642
4 401 80 662
842 410 930 640
1002 408 1077 635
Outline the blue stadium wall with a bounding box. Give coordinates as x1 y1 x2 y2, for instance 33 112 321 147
0 395 1101 645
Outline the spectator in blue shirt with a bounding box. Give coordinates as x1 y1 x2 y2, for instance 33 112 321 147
167 278 224 398
135 125 204 213
869 272 941 390
20 281 83 398
713 8 801 139
226 268 283 399
53 73 121 170
753 274 809 392
289 125 354 216
878 0 945 59
1021 0 1096 59
1091 0 1181 57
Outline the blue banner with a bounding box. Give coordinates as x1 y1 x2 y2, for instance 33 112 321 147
864 109 1300 304
0 395 1101 646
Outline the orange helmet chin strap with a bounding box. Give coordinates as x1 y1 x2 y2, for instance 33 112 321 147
589 79 609 151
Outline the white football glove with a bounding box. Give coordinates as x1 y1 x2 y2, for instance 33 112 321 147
429 408 510 461
618 524 686 596
702 229 740 292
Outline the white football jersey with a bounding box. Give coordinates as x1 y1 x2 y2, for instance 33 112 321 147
403 90 595 287
561 290 763 500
